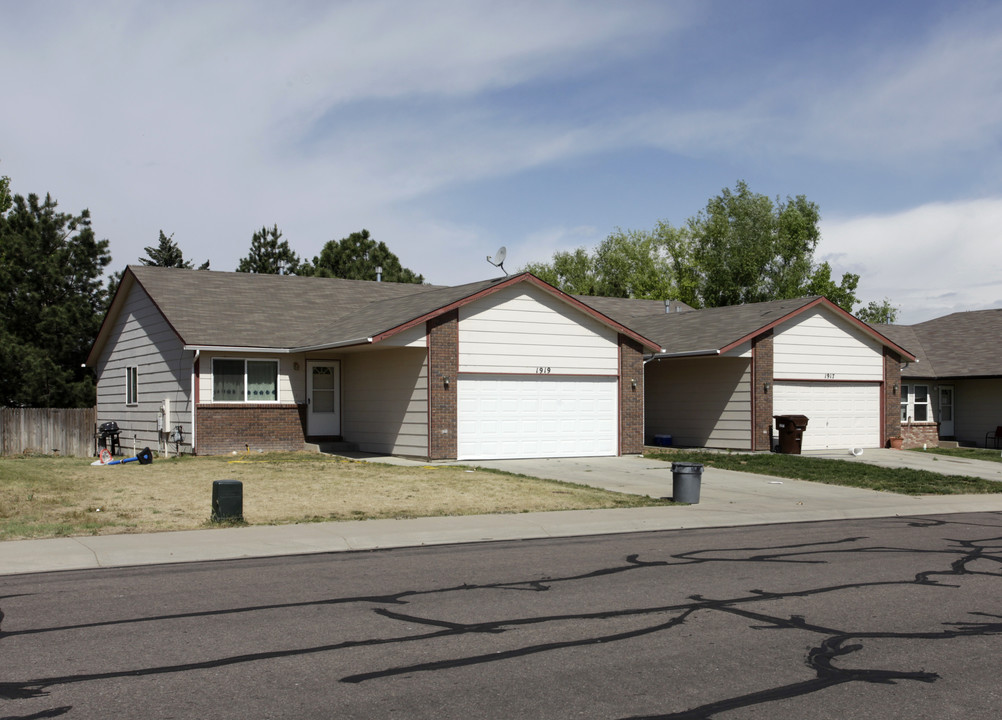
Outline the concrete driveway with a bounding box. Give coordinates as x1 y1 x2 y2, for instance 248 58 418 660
804 446 1002 481
449 447 1002 495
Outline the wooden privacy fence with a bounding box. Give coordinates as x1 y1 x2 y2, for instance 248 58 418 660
1 407 97 457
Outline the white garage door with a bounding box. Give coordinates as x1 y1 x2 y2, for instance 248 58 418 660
773 382 881 451
457 374 618 460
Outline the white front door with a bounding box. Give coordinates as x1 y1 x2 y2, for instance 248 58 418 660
938 385 954 437
307 361 341 436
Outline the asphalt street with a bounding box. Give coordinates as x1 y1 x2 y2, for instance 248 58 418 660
3 512 1002 719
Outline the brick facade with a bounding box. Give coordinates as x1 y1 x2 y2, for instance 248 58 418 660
619 335 645 455
901 422 940 449
195 403 306 455
752 331 774 451
428 309 458 460
883 348 903 447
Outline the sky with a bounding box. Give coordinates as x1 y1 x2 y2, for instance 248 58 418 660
2 0 1001 324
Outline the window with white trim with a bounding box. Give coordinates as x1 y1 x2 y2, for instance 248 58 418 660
212 359 279 402
126 366 138 406
900 384 929 422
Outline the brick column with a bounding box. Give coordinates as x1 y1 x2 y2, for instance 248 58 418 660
428 310 458 460
752 331 774 451
884 348 902 446
620 336 645 455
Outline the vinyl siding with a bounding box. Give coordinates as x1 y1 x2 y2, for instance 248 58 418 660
774 310 883 381
342 348 428 457
954 379 1002 447
94 283 192 453
646 357 752 450
459 285 618 376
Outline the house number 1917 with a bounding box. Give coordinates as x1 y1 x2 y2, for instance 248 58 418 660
536 367 552 374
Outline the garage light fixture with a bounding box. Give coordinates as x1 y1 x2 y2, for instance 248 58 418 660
763 382 770 394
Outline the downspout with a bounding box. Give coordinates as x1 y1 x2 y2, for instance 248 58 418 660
191 350 199 455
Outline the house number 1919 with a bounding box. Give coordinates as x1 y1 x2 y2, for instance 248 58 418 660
536 367 552 374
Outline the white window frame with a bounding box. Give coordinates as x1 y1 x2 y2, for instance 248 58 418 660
126 366 139 406
900 383 930 422
211 358 280 403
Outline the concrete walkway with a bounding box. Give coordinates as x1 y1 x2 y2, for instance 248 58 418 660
3 449 1002 576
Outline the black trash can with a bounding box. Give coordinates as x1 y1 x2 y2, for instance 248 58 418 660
212 479 243 522
671 462 703 504
774 415 809 454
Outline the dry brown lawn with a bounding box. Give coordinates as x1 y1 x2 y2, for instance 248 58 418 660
0 451 669 540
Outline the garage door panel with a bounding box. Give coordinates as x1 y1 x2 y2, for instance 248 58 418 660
458 375 618 459
774 382 880 450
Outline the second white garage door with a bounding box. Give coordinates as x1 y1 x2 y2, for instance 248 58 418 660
457 374 618 460
773 382 881 451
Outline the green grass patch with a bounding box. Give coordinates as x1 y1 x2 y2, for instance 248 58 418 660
908 447 1002 464
645 449 1002 496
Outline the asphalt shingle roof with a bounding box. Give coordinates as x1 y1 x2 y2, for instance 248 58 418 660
579 295 826 355
124 265 446 349
98 267 917 363
878 308 1002 378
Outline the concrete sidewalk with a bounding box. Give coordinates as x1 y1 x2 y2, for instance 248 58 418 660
3 450 1002 576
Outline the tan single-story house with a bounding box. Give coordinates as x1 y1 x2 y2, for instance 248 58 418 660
585 295 916 452
86 266 661 460
878 309 1002 448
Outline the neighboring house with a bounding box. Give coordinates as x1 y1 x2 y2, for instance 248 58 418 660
86 266 661 460
587 296 916 452
878 309 1002 448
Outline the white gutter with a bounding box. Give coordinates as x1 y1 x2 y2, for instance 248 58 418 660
184 345 294 354
644 348 721 362
292 337 374 353
184 338 376 354
191 349 199 455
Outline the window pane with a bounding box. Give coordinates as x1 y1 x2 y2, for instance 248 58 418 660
214 359 245 402
914 405 928 421
127 366 138 405
914 386 928 402
312 366 336 412
247 361 278 402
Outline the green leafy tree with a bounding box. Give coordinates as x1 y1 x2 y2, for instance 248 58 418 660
522 225 684 300
856 298 899 324
804 262 861 314
0 191 112 407
523 247 598 295
685 181 860 310
306 229 423 283
524 181 865 312
140 230 209 269
593 228 675 299
236 225 302 275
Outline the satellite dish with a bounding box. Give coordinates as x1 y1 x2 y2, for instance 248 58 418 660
487 246 508 275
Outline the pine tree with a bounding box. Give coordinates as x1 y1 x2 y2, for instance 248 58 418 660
0 191 112 406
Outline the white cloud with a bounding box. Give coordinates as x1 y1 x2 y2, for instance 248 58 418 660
821 198 1002 323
